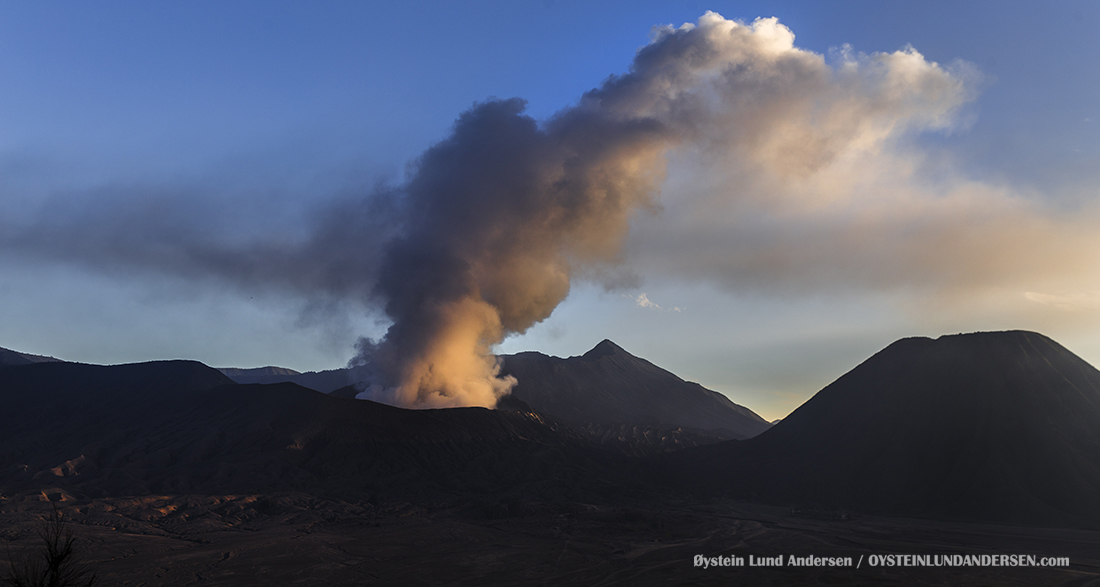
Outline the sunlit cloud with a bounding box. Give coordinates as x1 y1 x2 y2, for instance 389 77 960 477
1024 291 1100 312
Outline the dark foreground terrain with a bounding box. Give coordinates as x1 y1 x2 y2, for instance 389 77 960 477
2 496 1099 586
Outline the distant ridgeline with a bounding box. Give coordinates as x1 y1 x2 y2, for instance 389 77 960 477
217 365 351 394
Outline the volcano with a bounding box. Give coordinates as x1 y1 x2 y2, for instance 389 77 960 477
677 330 1100 527
217 339 771 439
501 340 771 439
0 358 673 504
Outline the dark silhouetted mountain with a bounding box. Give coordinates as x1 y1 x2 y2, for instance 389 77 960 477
0 359 679 504
5 341 1099 587
501 340 771 439
675 330 1100 528
8 331 1100 530
0 360 234 433
0 346 63 367
218 366 350 393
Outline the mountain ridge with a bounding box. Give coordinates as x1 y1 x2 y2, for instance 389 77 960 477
0 360 666 504
501 340 772 439
212 339 772 439
6 330 1100 529
672 329 1100 528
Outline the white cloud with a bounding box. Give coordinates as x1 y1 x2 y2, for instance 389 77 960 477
628 292 683 313
1024 291 1100 312
615 13 1100 310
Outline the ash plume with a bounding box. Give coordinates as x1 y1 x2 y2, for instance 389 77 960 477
6 12 1029 408
350 12 972 407
350 97 669 407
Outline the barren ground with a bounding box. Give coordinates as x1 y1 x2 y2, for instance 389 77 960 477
3 495 1099 586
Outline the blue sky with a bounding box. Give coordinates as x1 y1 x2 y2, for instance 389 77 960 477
1 1 1098 419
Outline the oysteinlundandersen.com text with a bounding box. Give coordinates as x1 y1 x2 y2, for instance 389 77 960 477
694 553 1070 569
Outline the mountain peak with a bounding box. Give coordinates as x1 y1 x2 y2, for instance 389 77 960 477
581 339 628 360
683 329 1100 527
934 329 1045 342
501 339 771 438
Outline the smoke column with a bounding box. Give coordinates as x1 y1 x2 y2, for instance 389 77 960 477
351 97 670 407
352 12 970 407
0 12 981 408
